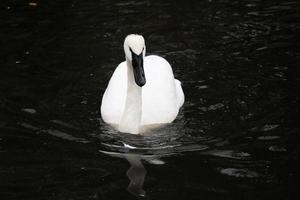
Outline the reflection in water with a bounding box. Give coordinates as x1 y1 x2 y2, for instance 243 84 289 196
98 139 208 197
125 155 146 197
100 150 152 197
0 0 299 199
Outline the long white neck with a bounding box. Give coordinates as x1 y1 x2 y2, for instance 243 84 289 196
118 59 142 134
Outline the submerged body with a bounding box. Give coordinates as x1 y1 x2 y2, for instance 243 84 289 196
101 35 184 134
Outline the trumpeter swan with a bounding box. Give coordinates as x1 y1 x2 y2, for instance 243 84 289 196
101 34 184 134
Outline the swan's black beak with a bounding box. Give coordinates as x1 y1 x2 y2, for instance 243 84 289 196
131 49 146 87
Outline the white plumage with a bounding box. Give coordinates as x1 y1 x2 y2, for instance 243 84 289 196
101 34 184 134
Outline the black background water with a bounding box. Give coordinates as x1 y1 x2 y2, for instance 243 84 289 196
0 0 299 199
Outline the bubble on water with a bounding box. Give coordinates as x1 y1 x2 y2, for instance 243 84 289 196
268 145 287 152
19 123 39 131
261 124 280 131
204 150 251 160
196 85 209 89
29 2 37 7
219 168 261 178
257 136 280 140
256 46 268 51
21 108 37 114
208 103 224 111
42 129 89 143
248 11 260 16
81 100 88 104
246 3 257 8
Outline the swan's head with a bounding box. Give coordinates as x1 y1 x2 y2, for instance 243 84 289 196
124 34 146 87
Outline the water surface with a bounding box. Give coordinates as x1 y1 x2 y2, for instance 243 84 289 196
0 0 299 199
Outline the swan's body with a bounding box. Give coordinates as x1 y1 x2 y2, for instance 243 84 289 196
101 34 184 134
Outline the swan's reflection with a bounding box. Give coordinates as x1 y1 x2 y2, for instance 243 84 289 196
100 150 162 197
99 142 207 197
125 155 146 197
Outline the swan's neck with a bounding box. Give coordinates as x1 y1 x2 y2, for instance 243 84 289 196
119 59 142 134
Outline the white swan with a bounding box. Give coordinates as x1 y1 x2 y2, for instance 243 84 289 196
101 34 184 134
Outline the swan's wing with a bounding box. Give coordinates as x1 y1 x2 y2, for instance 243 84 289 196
101 62 127 124
141 55 179 125
175 79 185 108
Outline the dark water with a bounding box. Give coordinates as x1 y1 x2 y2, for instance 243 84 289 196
0 0 300 199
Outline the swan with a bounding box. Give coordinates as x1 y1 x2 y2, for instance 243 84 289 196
101 34 184 134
